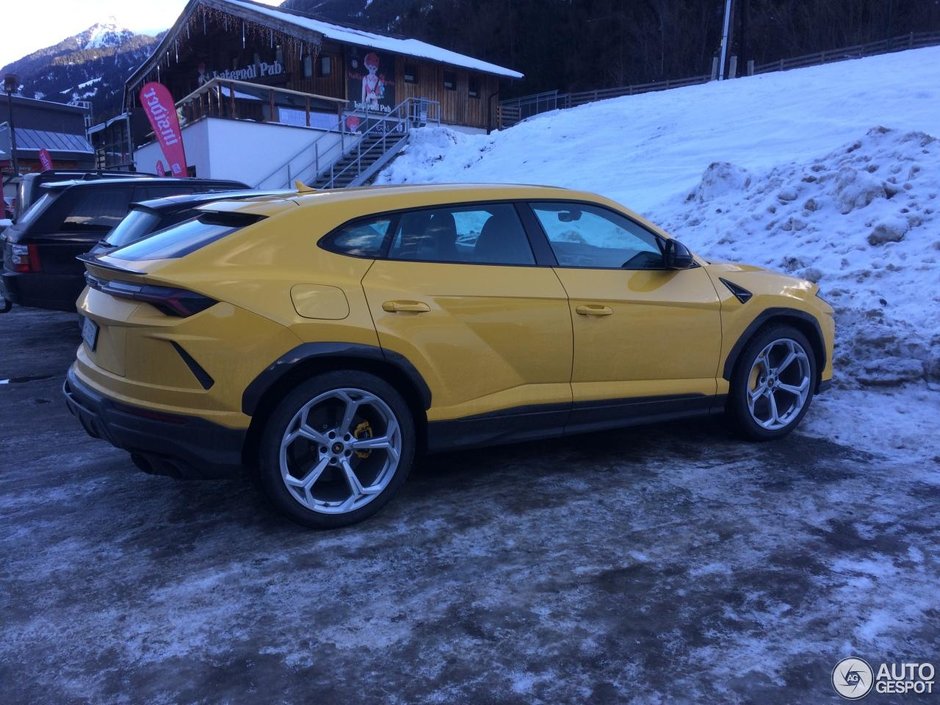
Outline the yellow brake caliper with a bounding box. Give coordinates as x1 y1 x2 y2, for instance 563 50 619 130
354 420 373 459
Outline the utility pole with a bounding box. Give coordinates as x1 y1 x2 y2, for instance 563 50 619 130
718 0 734 80
3 74 20 176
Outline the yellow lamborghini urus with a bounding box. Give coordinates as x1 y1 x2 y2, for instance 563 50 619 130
64 184 834 528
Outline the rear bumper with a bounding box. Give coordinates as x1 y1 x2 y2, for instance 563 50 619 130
1 270 84 311
64 366 247 479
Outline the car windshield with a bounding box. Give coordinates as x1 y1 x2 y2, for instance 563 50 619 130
104 210 163 248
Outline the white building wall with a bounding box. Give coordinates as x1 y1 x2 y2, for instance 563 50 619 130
134 118 345 189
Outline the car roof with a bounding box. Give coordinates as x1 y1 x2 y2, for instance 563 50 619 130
199 183 590 216
41 177 248 192
25 170 155 181
193 183 659 234
129 189 292 213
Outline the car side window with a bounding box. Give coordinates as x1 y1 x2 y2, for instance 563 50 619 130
326 216 394 257
388 204 535 265
62 189 133 231
531 202 665 270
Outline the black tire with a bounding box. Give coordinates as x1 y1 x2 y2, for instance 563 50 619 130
728 325 817 441
258 371 415 528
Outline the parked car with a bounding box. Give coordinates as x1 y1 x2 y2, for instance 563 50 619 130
87 189 289 257
0 176 248 311
64 184 835 528
14 170 156 223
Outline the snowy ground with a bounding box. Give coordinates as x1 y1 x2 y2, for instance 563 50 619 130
4 48 940 704
377 46 940 390
2 308 939 705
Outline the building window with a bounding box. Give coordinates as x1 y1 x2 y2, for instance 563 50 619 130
303 54 313 78
468 76 480 98
404 64 417 84
318 56 332 77
443 71 457 91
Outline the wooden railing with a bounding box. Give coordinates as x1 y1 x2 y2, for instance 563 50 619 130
498 30 940 129
752 30 940 74
175 77 347 128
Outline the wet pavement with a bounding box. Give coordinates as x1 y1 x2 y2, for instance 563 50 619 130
1 307 937 704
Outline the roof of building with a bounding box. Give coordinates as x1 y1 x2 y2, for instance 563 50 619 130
127 0 523 90
226 0 523 78
0 94 91 115
0 126 94 155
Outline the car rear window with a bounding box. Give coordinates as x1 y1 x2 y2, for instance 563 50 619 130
15 193 54 230
111 212 265 260
62 189 133 231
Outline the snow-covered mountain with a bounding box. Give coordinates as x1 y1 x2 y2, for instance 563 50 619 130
80 21 138 51
0 22 158 120
377 47 940 390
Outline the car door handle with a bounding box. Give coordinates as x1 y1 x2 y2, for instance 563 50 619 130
382 300 431 313
575 304 614 316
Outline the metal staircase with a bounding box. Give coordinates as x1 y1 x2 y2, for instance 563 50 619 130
254 98 440 190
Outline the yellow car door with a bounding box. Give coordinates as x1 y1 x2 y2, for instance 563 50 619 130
527 201 723 426
359 203 573 428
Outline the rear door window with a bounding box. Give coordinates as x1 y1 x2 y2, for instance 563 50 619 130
322 217 395 257
388 204 535 265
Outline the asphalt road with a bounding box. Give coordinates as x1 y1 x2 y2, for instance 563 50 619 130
1 307 937 704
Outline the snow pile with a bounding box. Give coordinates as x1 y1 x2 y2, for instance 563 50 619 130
656 127 940 387
377 46 940 388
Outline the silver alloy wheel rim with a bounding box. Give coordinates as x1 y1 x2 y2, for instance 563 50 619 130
746 338 812 431
279 387 402 515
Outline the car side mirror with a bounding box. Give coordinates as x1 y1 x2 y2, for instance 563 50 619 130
663 239 694 269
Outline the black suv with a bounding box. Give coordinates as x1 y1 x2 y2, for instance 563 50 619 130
14 170 156 222
1 177 247 311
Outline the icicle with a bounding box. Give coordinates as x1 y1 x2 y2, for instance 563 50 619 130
243 21 246 49
175 40 179 63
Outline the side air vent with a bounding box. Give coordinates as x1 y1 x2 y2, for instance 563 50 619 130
170 342 215 390
719 277 753 304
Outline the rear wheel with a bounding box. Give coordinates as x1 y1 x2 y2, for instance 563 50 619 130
729 325 816 440
258 371 415 528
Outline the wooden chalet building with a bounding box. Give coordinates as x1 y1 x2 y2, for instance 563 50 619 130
117 0 522 187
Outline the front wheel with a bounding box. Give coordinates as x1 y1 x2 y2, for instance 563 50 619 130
728 325 817 440
258 371 415 528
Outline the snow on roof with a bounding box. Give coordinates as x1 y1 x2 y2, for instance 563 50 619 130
222 0 523 79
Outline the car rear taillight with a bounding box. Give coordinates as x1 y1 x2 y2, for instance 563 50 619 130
11 244 41 273
85 273 216 317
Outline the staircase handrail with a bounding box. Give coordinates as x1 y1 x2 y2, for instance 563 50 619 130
319 98 440 189
253 122 350 189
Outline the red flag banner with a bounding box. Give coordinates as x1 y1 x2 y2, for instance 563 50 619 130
140 82 187 177
39 148 54 171
155 161 166 176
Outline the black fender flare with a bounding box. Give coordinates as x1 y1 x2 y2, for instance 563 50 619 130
241 342 431 416
722 307 827 382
